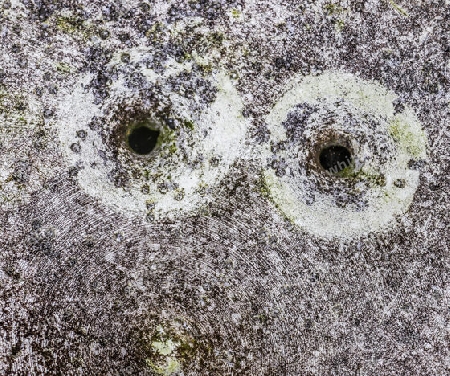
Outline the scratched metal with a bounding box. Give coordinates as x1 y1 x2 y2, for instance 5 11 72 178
0 0 449 375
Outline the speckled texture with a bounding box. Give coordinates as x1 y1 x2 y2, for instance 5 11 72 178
0 0 449 375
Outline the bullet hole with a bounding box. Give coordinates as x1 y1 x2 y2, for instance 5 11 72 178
210 156 220 167
99 29 110 40
319 145 352 174
305 195 315 205
70 142 81 153
31 219 42 231
118 33 131 44
408 159 426 170
140 3 151 12
43 108 54 118
12 160 31 183
158 182 168 194
11 341 21 356
82 237 95 249
68 166 80 178
48 84 58 94
274 57 285 69
33 130 46 150
353 1 365 11
18 58 28 68
174 188 185 201
121 53 130 63
88 116 102 131
429 181 440 191
127 125 160 155
76 130 87 140
393 99 405 114
394 179 406 188
15 102 26 111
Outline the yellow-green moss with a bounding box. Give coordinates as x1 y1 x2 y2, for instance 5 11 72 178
335 19 345 31
388 0 409 16
182 119 195 131
146 357 181 376
56 15 96 39
56 62 71 74
156 128 177 155
389 117 426 158
337 166 386 187
324 3 345 15
231 8 242 18
142 324 200 376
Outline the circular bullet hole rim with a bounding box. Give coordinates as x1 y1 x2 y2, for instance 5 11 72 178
125 119 163 156
261 71 428 239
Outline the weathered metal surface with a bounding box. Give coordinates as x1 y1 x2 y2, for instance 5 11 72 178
0 0 449 374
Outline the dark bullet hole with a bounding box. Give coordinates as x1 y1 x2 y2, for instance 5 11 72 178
394 179 406 188
18 58 28 68
99 29 110 40
31 219 42 231
70 143 81 153
127 125 160 155
408 159 426 170
319 145 352 174
76 130 87 139
68 166 80 178
429 182 440 191
43 109 54 118
121 53 130 63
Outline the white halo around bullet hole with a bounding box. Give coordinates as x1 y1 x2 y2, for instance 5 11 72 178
56 55 248 220
262 71 428 239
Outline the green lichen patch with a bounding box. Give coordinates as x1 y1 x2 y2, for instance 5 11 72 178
140 323 205 376
389 116 427 158
56 62 72 74
182 119 195 131
388 0 409 17
55 14 97 39
155 126 177 156
324 3 345 15
335 165 386 187
231 8 242 19
146 357 181 376
258 173 271 198
0 88 30 122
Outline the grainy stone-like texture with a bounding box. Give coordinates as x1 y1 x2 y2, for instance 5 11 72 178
0 0 449 375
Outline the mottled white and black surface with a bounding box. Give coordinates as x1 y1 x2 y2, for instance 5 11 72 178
0 0 449 375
